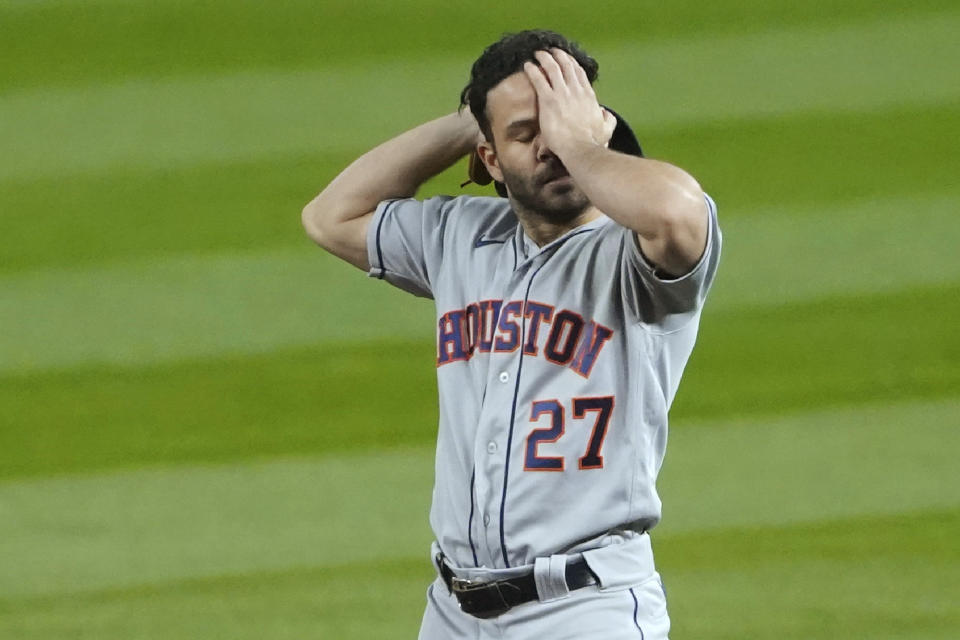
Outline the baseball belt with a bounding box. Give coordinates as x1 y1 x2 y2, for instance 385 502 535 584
435 553 599 619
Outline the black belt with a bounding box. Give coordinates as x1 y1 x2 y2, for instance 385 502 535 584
436 553 598 619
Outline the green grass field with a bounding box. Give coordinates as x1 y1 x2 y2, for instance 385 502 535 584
2 1 959 637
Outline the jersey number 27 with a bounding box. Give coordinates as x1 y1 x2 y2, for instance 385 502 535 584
524 396 614 471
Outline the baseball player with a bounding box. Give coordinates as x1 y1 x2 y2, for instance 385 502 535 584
303 30 720 639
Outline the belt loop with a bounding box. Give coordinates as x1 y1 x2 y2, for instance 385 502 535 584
533 554 571 602
581 531 656 591
435 552 453 594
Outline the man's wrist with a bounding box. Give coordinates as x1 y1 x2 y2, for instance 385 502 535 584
447 110 481 156
552 136 608 168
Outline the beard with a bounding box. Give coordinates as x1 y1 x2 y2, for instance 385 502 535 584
499 160 591 224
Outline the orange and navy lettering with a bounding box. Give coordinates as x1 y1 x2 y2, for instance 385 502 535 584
522 302 554 356
544 310 585 365
494 301 523 352
437 309 470 364
524 399 565 471
478 300 502 351
569 321 614 379
436 299 614 377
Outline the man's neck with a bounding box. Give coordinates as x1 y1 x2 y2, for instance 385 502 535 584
513 204 602 247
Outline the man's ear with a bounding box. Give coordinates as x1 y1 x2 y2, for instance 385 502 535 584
476 141 504 184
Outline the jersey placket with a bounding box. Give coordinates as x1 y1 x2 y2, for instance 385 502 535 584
470 231 560 569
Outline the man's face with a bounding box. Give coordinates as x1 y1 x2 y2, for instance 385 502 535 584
481 72 591 221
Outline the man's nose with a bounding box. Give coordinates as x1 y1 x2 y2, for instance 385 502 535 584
534 136 556 162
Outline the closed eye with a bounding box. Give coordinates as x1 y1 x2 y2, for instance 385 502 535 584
505 118 538 143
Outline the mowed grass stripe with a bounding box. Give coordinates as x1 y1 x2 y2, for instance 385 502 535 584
0 447 436 601
1 192 957 375
1 509 956 639
0 58 465 183
0 398 955 600
655 100 960 213
2 11 958 183
1 0 952 90
2 284 958 480
661 508 960 639
674 282 960 420
0 340 441 479
4 101 958 273
0 555 433 640
695 191 960 309
0 248 433 374
657 400 960 533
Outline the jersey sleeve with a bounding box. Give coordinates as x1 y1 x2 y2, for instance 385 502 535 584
365 195 454 299
621 193 722 330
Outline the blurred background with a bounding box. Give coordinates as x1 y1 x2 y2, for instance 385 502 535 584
1 0 958 637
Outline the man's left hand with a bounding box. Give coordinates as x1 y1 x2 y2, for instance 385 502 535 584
523 49 617 158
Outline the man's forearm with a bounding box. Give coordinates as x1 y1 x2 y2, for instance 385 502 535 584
559 142 708 275
308 111 480 228
559 143 703 238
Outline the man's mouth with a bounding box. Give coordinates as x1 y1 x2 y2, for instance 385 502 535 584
539 165 570 185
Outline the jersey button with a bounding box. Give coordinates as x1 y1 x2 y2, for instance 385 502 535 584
483 513 491 526
487 441 497 454
499 371 509 383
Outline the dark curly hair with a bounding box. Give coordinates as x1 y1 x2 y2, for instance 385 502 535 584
460 30 598 142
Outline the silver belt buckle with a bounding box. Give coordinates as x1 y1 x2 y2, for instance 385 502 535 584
450 576 479 593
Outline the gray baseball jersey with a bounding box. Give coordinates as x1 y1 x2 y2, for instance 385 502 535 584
367 193 721 570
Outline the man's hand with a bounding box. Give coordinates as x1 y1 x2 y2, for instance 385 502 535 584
523 49 617 157
524 49 708 277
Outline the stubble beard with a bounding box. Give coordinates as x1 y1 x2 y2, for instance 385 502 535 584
499 164 591 225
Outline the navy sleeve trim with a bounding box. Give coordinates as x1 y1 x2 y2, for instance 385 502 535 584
374 200 398 280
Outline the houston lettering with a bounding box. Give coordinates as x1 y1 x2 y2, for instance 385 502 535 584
437 299 614 378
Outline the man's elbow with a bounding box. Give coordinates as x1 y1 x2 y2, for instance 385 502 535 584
665 187 710 268
648 177 702 236
300 196 373 271
638 183 707 275
301 197 333 249
676 186 706 232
